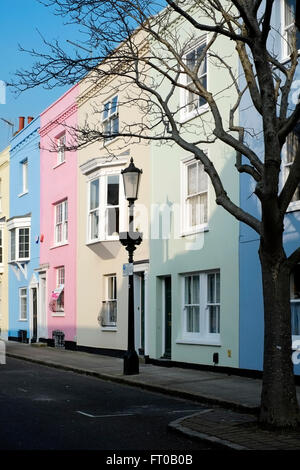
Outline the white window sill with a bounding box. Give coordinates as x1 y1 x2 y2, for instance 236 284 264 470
0 265 4 273
51 312 65 317
180 104 209 124
50 242 69 249
18 319 28 322
101 136 121 148
18 191 28 198
176 337 221 346
86 237 119 245
9 259 30 264
101 327 117 332
53 161 66 170
286 201 300 213
181 225 209 237
280 50 300 65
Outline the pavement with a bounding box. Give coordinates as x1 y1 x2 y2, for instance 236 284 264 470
4 341 300 450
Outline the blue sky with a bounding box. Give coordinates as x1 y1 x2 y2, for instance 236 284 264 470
0 0 84 149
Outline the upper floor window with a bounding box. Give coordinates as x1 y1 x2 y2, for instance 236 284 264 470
55 200 68 245
21 159 28 194
88 174 121 241
102 95 119 141
56 133 66 165
182 271 220 341
182 37 207 119
283 0 300 57
10 227 30 262
283 130 300 205
181 158 208 234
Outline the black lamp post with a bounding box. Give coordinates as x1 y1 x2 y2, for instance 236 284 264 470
120 158 143 375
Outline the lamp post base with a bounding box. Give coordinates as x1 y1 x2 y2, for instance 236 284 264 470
123 349 139 375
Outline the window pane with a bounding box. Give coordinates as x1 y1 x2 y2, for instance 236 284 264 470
90 210 99 239
286 132 298 164
107 175 119 206
11 229 15 260
291 265 300 299
111 96 118 114
185 276 192 304
187 163 197 195
207 273 215 303
103 102 110 120
209 305 220 333
186 306 200 333
192 275 200 304
292 302 300 335
19 228 29 258
216 272 220 303
90 179 99 210
198 164 207 192
285 0 296 26
112 115 119 135
107 207 119 236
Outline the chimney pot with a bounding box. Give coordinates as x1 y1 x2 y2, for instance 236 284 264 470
27 116 34 124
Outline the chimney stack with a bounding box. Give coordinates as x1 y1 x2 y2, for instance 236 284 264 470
27 116 34 124
18 116 25 132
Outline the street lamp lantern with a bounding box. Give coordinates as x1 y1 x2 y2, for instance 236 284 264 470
121 157 142 201
120 158 143 375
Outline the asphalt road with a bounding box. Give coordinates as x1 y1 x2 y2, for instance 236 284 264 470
0 357 212 451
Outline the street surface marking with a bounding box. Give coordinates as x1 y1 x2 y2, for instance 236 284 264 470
76 411 135 418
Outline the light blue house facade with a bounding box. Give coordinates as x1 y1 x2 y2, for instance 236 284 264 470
8 117 40 343
239 0 300 373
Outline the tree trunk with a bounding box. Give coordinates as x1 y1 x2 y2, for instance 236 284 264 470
259 244 300 428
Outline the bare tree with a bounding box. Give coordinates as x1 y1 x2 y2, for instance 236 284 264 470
12 0 300 428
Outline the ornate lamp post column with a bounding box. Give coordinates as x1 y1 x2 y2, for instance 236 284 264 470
120 158 143 375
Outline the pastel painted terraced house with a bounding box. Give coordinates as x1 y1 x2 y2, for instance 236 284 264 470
39 85 78 349
0 145 9 340
8 116 41 343
239 0 300 374
77 34 150 356
147 8 240 367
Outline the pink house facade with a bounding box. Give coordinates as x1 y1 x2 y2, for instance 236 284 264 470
39 85 78 348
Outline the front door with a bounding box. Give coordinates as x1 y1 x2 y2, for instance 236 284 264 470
164 276 172 359
134 272 145 355
32 287 38 342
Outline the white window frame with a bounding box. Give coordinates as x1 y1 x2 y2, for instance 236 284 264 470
282 0 300 60
87 171 125 242
19 287 28 321
102 95 119 142
21 159 28 195
55 266 65 314
180 36 209 122
56 133 66 165
100 274 117 329
54 199 68 245
178 271 221 345
282 130 300 212
181 155 209 235
8 226 31 263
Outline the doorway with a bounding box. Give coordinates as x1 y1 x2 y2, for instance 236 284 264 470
31 287 38 343
163 276 172 359
134 272 145 355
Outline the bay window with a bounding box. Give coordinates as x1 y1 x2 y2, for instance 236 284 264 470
88 173 122 241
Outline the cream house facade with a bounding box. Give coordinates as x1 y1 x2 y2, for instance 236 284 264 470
76 37 151 355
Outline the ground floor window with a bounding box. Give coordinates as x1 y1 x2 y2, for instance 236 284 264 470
182 270 220 341
100 275 117 328
19 287 27 320
291 264 300 337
